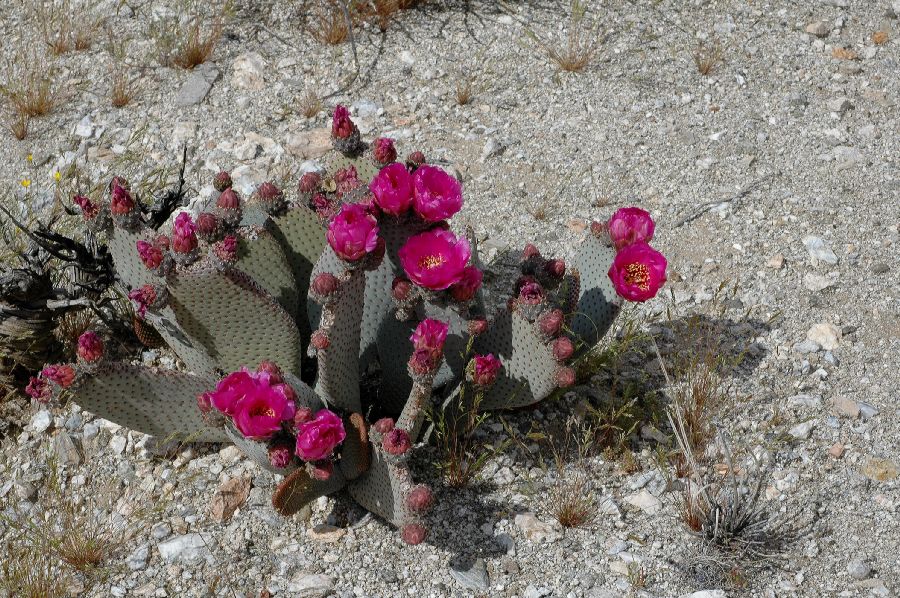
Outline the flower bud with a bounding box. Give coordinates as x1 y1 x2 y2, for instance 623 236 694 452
311 329 330 350
544 259 566 279
373 418 395 434
196 212 219 241
539 309 564 337
392 278 412 301
312 273 339 298
552 337 575 362
382 428 411 455
407 485 434 512
310 460 334 480
406 151 426 168
556 367 576 388
76 331 104 363
467 318 488 336
401 523 427 545
522 243 541 260
294 407 314 427
256 361 284 384
268 443 294 469
213 171 233 192
197 392 213 413
298 171 321 194
373 137 397 164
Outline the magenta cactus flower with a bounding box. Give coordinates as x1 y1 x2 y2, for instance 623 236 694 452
607 241 667 302
382 428 411 455
109 182 134 215
233 384 297 441
41 364 75 388
214 235 239 263
398 228 471 290
518 281 545 305
331 104 355 139
128 284 159 319
25 376 51 402
334 165 362 196
370 163 413 216
73 195 100 219
372 137 397 164
326 203 380 262
412 165 463 222
76 331 104 363
295 409 346 462
449 265 483 302
607 207 655 251
470 353 501 387
267 444 294 469
136 240 164 270
172 212 198 254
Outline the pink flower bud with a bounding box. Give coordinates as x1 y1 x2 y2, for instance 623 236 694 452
556 367 576 388
196 212 219 240
383 428 411 456
172 213 198 254
544 259 566 279
467 318 488 336
154 235 170 250
539 309 564 337
214 235 238 263
392 278 412 301
326 203 380 262
73 195 100 219
449 266 483 302
76 331 104 363
407 485 434 512
372 137 397 164
522 243 541 260
312 273 339 297
294 407 314 427
332 104 355 139
217 188 241 210
311 329 330 350
136 240 164 270
310 460 334 480
255 182 286 215
590 220 605 237
25 376 51 403
268 444 294 469
256 361 284 384
401 523 427 545
109 182 134 215
373 418 395 434
197 391 213 413
470 353 501 387
41 364 75 388
298 171 321 194
552 337 574 362
607 207 655 251
213 171 233 192
406 151 426 167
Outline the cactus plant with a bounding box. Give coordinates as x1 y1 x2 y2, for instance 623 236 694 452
31 106 667 543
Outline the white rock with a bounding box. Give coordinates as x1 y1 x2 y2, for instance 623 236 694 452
802 236 839 265
514 512 561 542
74 116 95 138
789 420 815 440
624 489 662 514
286 573 334 597
807 323 841 350
30 410 53 433
679 591 726 598
231 52 267 91
803 273 835 292
351 99 380 118
158 533 216 565
109 435 127 455
126 543 150 570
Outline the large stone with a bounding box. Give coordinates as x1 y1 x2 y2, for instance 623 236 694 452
210 476 251 522
624 489 663 514
285 573 334 597
514 512 561 542
802 236 839 265
158 533 216 564
285 128 331 160
807 323 841 350
231 52 267 91
449 558 490 592
54 432 83 466
805 21 829 37
175 63 220 106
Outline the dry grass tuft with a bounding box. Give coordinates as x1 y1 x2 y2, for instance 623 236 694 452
9 113 28 140
1 541 70 598
34 0 99 56
0 47 63 122
872 30 889 45
110 69 134 108
173 17 224 69
455 76 474 106
312 0 351 45
541 0 599 72
150 2 228 69
299 89 323 118
693 39 723 76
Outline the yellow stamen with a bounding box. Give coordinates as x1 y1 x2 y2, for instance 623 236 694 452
418 254 446 270
624 262 650 291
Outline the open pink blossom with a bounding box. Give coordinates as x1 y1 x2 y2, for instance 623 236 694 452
408 319 449 373
172 212 198 254
607 241 667 302
232 383 296 440
77 331 104 363
398 228 471 290
295 409 346 462
372 137 397 164
209 368 257 416
607 207 655 251
370 163 413 216
136 240 164 269
332 104 354 139
518 281 545 305
412 165 463 222
471 353 501 387
109 182 134 215
449 266 483 302
326 203 380 262
41 364 75 388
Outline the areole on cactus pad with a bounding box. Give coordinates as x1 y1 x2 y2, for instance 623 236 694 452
30 105 667 544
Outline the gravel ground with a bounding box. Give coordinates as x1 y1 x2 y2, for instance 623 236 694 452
1 0 899 596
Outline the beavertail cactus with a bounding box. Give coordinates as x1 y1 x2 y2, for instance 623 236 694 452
47 107 666 544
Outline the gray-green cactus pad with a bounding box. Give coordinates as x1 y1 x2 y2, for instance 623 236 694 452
236 225 299 320
569 233 621 349
69 363 225 442
348 446 416 528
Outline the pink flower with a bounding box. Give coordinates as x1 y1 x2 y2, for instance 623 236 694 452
268 443 294 469
209 369 257 416
332 104 355 139
372 137 397 164
607 207 655 251
334 165 362 196
73 195 100 219
25 376 51 402
471 353 501 387
383 428 411 455
408 319 449 373
76 331 104 363
232 384 297 440
412 165 463 222
398 228 471 290
172 213 198 254
370 163 413 216
449 266 483 302
295 409 346 462
519 281 545 305
136 240 164 270
326 203 380 262
128 285 158 319
214 235 238 263
607 242 667 302
41 364 75 388
109 182 134 215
